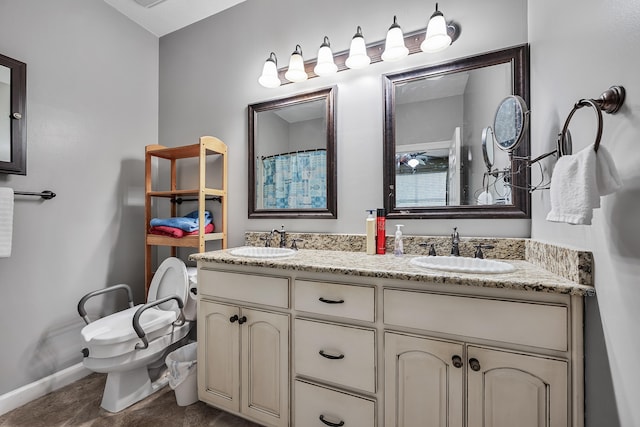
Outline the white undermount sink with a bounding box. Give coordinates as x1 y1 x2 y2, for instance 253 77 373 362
229 246 297 258
410 256 516 274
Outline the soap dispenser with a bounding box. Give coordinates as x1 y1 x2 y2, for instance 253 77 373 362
365 210 376 255
394 224 404 256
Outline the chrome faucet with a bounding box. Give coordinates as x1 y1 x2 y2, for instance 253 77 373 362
451 227 460 256
272 225 287 248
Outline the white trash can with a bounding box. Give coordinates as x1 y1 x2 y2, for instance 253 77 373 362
165 342 198 406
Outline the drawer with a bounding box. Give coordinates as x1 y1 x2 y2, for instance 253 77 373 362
295 380 376 427
294 279 375 322
199 269 289 308
295 319 376 393
384 289 568 351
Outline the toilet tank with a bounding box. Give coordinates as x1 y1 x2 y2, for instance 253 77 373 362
183 267 198 321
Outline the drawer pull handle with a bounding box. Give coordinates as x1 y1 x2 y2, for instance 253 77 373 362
452 355 463 368
238 316 247 325
319 414 345 427
229 315 239 323
319 297 345 304
469 358 481 372
319 350 345 360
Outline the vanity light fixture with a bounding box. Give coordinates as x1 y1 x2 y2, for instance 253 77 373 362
421 3 455 53
284 44 308 82
258 52 281 88
381 16 409 62
314 36 338 76
345 26 371 69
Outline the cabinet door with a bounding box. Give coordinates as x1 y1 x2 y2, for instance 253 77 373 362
385 332 464 427
241 308 290 427
467 346 568 427
197 301 240 412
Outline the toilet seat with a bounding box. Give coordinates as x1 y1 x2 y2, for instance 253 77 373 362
81 305 176 345
81 257 189 357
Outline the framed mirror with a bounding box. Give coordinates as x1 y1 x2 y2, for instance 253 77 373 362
383 44 530 219
248 86 337 218
0 53 27 175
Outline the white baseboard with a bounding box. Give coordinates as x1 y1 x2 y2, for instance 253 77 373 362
0 363 92 416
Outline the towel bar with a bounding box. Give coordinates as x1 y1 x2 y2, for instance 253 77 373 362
170 196 221 204
14 190 56 200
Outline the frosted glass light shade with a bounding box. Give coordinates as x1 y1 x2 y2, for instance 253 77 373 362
407 158 420 168
381 16 408 62
284 45 308 82
314 37 337 76
345 26 371 69
258 53 281 88
421 4 453 53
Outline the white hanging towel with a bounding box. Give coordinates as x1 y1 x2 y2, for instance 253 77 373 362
546 144 621 225
595 145 622 196
0 187 14 257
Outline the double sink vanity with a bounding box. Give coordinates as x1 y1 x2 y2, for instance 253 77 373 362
190 232 593 427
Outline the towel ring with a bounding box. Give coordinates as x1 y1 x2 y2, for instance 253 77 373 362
559 85 625 154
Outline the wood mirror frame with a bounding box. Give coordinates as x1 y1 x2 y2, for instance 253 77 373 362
0 53 26 175
248 86 337 219
383 44 530 219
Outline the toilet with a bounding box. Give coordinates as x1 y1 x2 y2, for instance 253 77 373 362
77 257 197 413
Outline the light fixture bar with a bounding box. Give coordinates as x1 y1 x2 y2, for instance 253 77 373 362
275 27 436 85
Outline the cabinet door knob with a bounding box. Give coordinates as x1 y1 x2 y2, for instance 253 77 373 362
238 315 247 325
229 314 239 323
319 349 345 360
319 297 345 304
452 355 463 368
469 358 481 372
319 414 345 427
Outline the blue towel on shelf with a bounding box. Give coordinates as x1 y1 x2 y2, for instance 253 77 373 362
150 210 212 232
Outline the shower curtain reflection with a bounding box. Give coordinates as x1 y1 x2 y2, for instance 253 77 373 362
261 149 327 209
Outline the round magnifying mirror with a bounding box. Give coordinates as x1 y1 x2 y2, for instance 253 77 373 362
481 126 495 171
493 95 529 152
557 128 572 157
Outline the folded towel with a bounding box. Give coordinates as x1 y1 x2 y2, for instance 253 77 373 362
546 144 621 225
149 223 214 238
150 210 212 232
0 188 13 258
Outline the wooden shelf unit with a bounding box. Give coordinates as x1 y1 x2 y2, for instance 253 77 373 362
144 136 227 293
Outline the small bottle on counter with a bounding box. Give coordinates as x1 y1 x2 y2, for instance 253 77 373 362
394 224 404 256
366 210 376 255
376 208 386 254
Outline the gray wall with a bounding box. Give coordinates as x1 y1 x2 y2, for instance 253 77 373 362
159 0 530 239
0 0 158 394
1 0 637 425
529 1 640 426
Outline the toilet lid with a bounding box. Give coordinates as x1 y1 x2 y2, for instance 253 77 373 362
147 257 189 317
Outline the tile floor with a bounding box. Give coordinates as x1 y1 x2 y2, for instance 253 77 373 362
0 373 261 427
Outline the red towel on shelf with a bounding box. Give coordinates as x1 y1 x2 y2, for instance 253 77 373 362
149 222 214 238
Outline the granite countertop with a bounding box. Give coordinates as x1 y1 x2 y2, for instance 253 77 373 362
190 248 595 296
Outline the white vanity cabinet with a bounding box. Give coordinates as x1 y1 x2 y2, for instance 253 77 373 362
384 288 577 427
197 269 290 427
194 253 586 427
